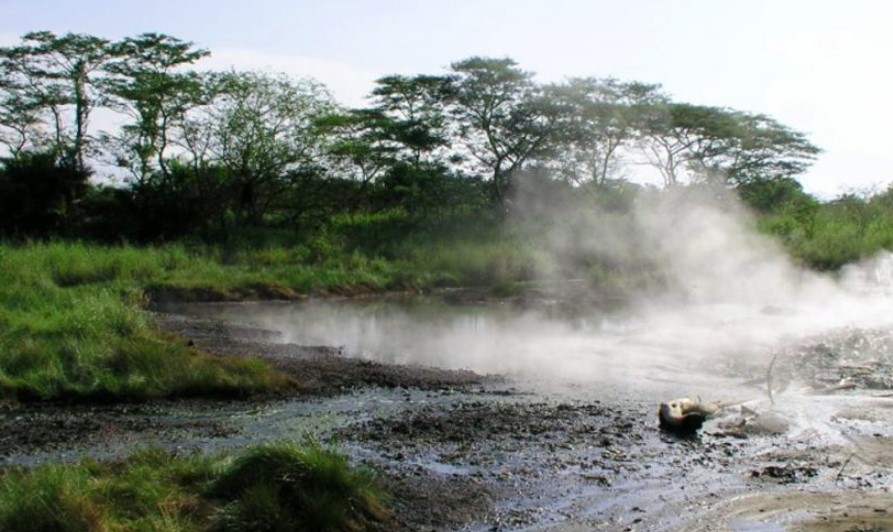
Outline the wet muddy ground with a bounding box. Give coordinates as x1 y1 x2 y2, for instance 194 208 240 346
4 302 893 530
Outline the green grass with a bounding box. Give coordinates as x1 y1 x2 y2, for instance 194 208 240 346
0 441 390 532
0 243 292 401
400 238 542 288
212 442 389 531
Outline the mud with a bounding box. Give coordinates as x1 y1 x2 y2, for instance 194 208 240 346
5 300 893 531
0 400 240 466
158 311 490 395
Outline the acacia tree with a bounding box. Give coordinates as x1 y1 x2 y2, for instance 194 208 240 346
0 62 44 157
316 108 397 186
319 74 453 187
189 71 336 224
103 33 209 184
711 112 820 186
639 103 820 187
370 74 454 167
0 31 113 171
447 56 563 203
637 103 739 187
554 77 666 187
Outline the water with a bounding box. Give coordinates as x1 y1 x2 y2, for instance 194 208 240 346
182 276 893 396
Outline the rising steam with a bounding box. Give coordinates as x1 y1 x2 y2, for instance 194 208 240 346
242 180 893 395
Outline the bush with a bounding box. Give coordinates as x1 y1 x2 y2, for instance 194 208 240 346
212 441 389 531
0 151 91 239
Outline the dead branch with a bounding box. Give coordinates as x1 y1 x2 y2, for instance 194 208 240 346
809 380 857 395
836 453 857 481
766 354 778 406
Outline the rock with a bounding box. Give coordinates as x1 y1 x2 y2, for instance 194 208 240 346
658 398 719 434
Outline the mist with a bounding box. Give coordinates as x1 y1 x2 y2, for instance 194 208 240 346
245 178 893 393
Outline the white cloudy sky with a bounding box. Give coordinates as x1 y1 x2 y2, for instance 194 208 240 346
2 0 891 197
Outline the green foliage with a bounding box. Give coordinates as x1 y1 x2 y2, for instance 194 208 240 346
1 30 825 245
0 462 107 532
0 31 113 172
638 103 819 187
0 243 289 400
551 77 666 186
104 33 209 184
0 151 91 239
448 56 564 202
738 177 816 214
0 443 388 532
405 237 540 287
754 187 893 270
212 441 389 531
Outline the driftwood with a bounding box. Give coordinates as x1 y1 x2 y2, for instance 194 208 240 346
658 398 721 434
808 379 857 395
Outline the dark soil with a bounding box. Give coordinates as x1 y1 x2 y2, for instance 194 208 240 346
157 311 490 396
0 400 240 465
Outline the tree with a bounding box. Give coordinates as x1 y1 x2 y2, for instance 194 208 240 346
713 112 820 186
103 33 209 184
370 74 454 167
0 61 44 157
447 56 563 203
639 103 819 187
319 74 453 191
316 108 397 186
638 103 737 187
553 77 666 187
192 71 336 224
0 150 91 237
0 31 113 172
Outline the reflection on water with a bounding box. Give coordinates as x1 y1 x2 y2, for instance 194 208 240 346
218 297 634 379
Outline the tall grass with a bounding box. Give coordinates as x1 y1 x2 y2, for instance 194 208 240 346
402 238 541 288
0 243 290 400
0 442 389 531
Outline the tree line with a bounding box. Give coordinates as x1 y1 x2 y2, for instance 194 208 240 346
0 31 821 243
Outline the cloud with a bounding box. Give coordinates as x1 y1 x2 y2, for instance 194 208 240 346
198 48 378 107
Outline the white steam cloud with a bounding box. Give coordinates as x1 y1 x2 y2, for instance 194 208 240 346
241 184 893 398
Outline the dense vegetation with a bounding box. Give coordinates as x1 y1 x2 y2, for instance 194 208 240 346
0 30 889 271
0 441 389 531
0 30 820 241
0 243 296 400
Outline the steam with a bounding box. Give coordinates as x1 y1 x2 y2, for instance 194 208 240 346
242 181 893 395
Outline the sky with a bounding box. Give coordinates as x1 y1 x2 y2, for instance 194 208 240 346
2 0 891 197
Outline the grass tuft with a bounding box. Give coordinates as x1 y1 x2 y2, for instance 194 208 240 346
211 440 390 531
0 443 389 532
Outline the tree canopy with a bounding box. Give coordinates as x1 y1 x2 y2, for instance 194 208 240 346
0 30 822 241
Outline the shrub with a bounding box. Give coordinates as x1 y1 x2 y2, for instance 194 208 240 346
212 441 390 532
